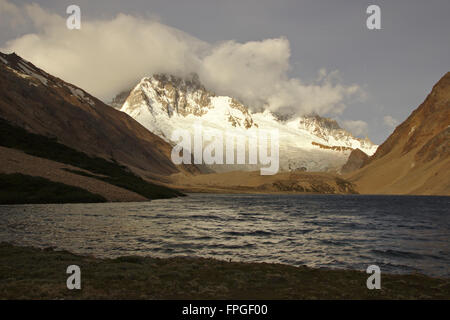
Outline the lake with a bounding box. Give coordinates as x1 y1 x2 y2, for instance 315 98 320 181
0 193 449 277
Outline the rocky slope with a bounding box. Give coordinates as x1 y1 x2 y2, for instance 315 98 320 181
348 72 450 195
341 149 369 174
116 74 377 173
0 51 188 201
0 52 190 179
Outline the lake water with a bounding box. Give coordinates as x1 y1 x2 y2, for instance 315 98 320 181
0 194 449 277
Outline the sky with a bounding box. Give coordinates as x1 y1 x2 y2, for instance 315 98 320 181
1 0 449 144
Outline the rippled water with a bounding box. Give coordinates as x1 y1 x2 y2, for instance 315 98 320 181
0 194 449 277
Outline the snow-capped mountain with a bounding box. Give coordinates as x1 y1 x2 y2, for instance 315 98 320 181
117 74 377 172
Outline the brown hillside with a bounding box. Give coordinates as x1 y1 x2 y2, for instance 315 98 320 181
0 146 146 202
341 149 369 174
348 72 450 195
0 52 190 179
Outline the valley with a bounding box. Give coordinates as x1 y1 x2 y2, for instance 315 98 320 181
0 51 449 200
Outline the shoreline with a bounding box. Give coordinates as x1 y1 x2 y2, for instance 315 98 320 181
165 171 450 197
1 243 449 299
1 192 448 206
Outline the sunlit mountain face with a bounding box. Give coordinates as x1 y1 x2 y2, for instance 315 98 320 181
115 74 377 173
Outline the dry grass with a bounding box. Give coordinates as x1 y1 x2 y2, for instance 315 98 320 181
0 243 448 300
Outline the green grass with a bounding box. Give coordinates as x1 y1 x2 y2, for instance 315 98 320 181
0 173 106 204
0 243 448 299
0 118 183 200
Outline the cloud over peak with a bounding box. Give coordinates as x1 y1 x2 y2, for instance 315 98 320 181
1 0 364 118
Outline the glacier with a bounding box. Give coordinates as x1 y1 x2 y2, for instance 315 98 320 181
117 74 377 173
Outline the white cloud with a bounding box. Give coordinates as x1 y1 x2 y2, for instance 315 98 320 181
1 0 364 117
383 115 399 128
0 0 25 27
342 120 369 137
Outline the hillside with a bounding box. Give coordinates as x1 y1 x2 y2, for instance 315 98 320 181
348 72 450 195
341 149 369 174
0 52 191 179
0 173 107 205
0 119 182 201
0 52 185 202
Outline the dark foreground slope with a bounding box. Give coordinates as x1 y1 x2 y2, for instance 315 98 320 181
0 119 182 202
0 173 106 204
1 243 448 299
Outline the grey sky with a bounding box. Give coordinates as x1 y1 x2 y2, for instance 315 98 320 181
2 0 449 144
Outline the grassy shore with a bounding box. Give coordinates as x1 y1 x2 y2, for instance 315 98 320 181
0 243 448 299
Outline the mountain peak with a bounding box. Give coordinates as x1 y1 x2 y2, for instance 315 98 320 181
137 73 209 96
118 73 377 172
124 73 216 120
